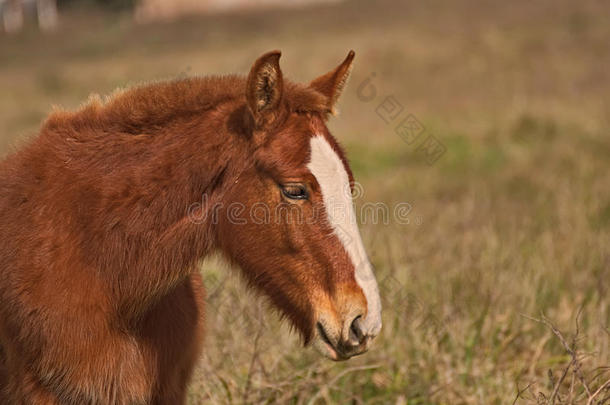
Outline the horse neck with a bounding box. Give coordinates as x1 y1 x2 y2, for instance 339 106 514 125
83 107 251 321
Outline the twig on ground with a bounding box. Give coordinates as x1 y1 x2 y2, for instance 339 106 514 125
522 311 596 404
513 381 535 405
587 378 610 405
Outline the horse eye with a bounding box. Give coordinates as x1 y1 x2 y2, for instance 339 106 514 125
281 184 309 200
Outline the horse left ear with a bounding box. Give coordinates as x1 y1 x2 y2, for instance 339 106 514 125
246 50 284 128
310 50 355 115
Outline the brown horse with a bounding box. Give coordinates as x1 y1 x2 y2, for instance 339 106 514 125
0 50 382 404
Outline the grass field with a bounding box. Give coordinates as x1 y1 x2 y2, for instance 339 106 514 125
1 0 609 403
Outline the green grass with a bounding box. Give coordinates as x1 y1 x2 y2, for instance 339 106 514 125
1 0 609 403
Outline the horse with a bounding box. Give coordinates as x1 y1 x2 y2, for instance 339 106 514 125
0 50 382 404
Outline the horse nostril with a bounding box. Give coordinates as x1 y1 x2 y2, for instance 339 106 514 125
348 315 366 346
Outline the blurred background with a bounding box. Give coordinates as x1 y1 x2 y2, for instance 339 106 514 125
1 0 609 403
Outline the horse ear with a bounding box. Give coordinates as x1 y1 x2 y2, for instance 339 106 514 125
310 50 355 115
246 50 284 127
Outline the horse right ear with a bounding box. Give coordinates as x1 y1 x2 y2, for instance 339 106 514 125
246 50 284 129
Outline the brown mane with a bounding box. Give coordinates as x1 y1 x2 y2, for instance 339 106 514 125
43 75 330 135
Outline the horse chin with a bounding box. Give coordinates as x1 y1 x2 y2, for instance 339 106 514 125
312 336 344 361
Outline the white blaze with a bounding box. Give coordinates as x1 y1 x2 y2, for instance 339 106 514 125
307 135 382 337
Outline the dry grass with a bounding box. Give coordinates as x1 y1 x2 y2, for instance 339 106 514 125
1 0 609 403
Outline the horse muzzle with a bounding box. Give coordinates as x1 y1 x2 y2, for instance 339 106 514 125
313 313 380 361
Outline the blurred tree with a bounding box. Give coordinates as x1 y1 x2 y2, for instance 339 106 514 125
56 0 137 11
1 0 58 33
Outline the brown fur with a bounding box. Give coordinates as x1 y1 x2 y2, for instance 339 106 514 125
0 51 366 404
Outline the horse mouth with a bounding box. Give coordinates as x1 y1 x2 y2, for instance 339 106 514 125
315 322 367 361
316 322 342 360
